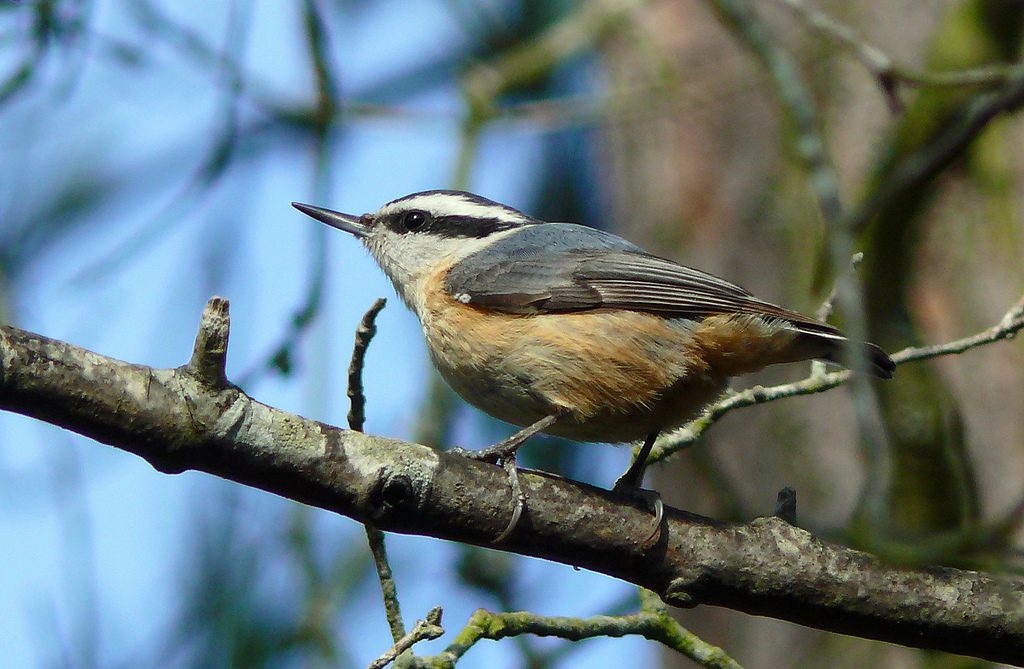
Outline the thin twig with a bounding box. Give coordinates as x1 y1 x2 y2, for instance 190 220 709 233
636 589 743 669
649 294 1024 463
348 298 387 433
366 607 445 669
771 0 891 77
889 295 1024 365
816 252 863 322
365 527 406 643
425 591 743 669
344 299 408 644
809 251 864 380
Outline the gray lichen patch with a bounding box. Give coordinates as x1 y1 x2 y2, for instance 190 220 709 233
345 432 440 510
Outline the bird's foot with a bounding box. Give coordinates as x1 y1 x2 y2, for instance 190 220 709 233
449 414 559 543
613 431 664 544
612 479 664 545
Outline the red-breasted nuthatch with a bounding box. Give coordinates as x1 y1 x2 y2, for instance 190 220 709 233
293 190 894 540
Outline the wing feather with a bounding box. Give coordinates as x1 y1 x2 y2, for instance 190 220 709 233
443 224 839 336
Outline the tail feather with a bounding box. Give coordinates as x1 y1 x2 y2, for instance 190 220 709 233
817 337 895 379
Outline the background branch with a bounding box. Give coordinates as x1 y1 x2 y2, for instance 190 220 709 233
774 0 1024 110
650 293 1024 462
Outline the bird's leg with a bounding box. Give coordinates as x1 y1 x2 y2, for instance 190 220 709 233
614 430 659 490
450 413 558 464
449 413 561 543
613 431 664 543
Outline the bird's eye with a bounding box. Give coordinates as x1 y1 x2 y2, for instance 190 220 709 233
402 210 429 231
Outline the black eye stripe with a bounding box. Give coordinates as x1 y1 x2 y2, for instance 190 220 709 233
432 215 521 238
383 213 536 238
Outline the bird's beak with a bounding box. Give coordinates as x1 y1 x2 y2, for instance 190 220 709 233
291 202 369 238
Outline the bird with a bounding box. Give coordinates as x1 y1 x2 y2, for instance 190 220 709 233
292 190 894 542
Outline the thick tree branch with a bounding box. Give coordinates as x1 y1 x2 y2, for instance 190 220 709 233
1 298 1022 664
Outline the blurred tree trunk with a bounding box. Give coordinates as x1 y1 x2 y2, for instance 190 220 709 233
855 0 1024 545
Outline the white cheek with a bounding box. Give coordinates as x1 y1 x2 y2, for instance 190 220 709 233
363 231 450 317
362 227 522 319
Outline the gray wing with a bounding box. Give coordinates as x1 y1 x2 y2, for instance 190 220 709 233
443 223 840 336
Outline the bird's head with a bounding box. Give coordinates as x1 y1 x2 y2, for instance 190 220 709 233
293 190 539 310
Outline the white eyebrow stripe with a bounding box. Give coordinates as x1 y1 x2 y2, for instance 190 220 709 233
378 193 530 224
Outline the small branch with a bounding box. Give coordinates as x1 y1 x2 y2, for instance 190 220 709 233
810 252 863 380
186 296 231 388
890 295 1024 365
428 593 743 669
344 299 408 644
637 589 744 669
348 298 387 433
365 527 406 644
366 607 444 669
770 0 893 87
774 487 798 525
650 294 1024 463
816 252 863 322
648 374 847 462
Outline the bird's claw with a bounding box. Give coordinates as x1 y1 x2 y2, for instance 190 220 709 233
448 414 560 543
492 457 524 543
613 481 664 545
447 451 522 543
